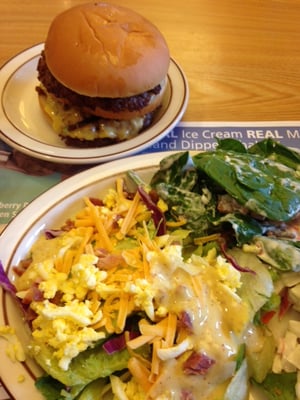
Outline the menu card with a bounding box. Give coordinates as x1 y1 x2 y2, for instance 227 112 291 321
1 121 300 232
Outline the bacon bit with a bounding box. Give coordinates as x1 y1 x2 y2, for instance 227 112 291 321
282 214 300 241
178 311 193 332
44 229 64 239
119 180 135 201
148 189 159 204
279 287 291 318
51 291 64 306
95 248 124 270
112 214 123 230
181 389 195 400
61 219 75 231
21 284 44 304
217 194 249 215
13 259 32 276
183 352 215 375
89 197 104 206
24 307 38 323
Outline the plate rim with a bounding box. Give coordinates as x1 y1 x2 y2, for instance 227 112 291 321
0 43 189 165
0 151 173 258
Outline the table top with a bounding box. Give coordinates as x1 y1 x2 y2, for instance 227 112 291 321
1 0 300 122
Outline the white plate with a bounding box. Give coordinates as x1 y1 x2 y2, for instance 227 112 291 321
0 44 188 164
0 152 269 399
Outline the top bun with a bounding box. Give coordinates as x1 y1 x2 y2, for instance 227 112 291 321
44 2 170 98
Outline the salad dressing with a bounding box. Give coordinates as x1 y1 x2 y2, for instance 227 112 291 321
145 246 249 399
148 357 233 400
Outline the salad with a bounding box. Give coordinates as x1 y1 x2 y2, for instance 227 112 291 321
1 138 300 400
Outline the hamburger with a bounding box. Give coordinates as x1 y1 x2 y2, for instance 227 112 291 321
36 2 170 147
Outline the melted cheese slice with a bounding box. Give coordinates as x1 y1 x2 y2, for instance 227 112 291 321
39 88 145 142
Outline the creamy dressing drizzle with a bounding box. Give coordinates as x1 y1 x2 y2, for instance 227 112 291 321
146 246 250 399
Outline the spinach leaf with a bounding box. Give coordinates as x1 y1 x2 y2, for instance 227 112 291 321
252 372 297 400
249 139 300 170
213 213 263 245
147 151 218 237
150 151 197 191
216 138 248 153
154 182 217 236
192 148 300 221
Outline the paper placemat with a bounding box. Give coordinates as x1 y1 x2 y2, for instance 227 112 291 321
1 121 299 231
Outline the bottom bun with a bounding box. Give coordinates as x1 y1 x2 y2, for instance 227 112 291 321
37 88 156 148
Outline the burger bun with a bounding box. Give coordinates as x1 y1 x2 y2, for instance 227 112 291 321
44 2 170 99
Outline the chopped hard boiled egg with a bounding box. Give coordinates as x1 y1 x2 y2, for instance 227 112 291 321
24 253 108 370
0 325 25 362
